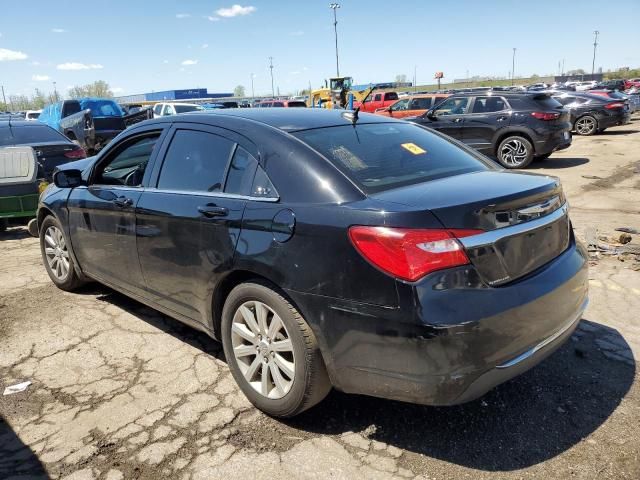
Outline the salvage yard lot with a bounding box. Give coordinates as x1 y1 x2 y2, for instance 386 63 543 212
1 122 640 479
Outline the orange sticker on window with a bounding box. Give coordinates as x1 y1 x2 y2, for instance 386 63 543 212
401 143 426 155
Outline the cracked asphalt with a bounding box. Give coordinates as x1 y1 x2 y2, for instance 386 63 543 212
1 121 640 480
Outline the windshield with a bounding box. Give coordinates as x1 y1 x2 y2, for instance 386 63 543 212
174 105 204 113
293 123 491 193
0 124 68 145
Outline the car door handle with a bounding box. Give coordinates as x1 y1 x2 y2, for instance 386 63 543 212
453 118 463 123
112 196 133 208
497 116 508 122
198 205 229 218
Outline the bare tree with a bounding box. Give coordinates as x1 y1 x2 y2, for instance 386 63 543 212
233 85 246 97
68 80 114 99
395 74 408 83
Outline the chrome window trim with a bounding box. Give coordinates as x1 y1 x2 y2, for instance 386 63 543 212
142 187 279 202
460 203 568 249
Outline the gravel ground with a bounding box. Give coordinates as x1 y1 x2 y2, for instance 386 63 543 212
1 120 639 480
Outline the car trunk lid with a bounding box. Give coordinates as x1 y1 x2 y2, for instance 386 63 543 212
371 170 570 286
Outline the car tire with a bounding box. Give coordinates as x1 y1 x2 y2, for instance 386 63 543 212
39 215 85 291
496 136 534 169
574 115 598 135
534 153 552 161
221 281 331 418
0 218 7 233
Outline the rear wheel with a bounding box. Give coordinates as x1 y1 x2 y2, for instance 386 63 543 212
39 216 85 291
221 282 331 417
496 136 534 169
575 115 597 135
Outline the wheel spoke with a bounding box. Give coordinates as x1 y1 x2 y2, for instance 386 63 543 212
232 322 257 344
271 339 292 353
269 362 288 396
273 353 295 379
60 257 69 276
242 356 262 382
267 313 283 339
239 305 261 335
234 344 257 357
260 362 270 396
45 247 56 257
45 233 56 248
255 302 268 335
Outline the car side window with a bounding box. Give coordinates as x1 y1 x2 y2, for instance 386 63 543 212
93 134 160 187
224 147 258 196
410 98 432 110
374 94 382 102
158 129 234 192
434 97 470 116
555 96 575 106
251 165 278 198
153 104 162 115
472 96 507 113
392 99 410 110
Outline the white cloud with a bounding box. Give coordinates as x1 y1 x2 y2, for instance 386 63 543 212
112 87 124 94
181 59 198 66
290 31 304 36
0 48 28 61
201 43 209 49
31 60 41 66
163 59 169 64
51 28 67 33
216 4 256 17
32 74 50 81
176 13 191 18
57 62 103 70
205 16 220 21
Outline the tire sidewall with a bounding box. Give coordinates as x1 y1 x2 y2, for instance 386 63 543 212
221 283 310 417
497 135 534 169
39 215 77 289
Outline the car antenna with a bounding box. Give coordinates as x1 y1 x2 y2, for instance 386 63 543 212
346 85 375 125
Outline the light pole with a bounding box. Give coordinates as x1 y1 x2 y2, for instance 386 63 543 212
268 57 275 98
53 81 59 102
591 30 599 76
511 48 516 86
250 73 255 98
329 3 340 77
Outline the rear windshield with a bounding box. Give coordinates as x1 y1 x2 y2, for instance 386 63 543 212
287 101 307 108
0 124 67 146
81 100 124 117
293 123 490 193
174 105 204 113
532 95 563 109
607 91 627 99
26 112 40 119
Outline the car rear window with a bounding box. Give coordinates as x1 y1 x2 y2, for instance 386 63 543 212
0 125 68 146
532 95 563 109
293 123 491 193
174 105 204 113
287 101 307 108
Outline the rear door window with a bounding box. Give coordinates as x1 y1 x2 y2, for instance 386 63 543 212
472 96 508 113
385 92 399 101
158 129 234 192
293 123 491 193
409 98 432 110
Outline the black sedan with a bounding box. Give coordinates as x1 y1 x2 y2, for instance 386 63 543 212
37 109 588 417
0 120 86 180
551 92 630 135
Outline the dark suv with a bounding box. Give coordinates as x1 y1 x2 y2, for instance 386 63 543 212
408 92 572 169
551 92 630 135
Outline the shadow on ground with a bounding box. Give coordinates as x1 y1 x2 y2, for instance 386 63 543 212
0 415 49 479
79 287 637 472
0 227 31 241
529 157 590 169
600 129 639 136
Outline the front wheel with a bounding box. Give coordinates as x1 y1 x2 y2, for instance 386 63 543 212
574 115 597 135
496 136 534 169
221 282 331 417
39 216 85 291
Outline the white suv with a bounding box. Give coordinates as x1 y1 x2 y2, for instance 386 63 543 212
152 103 204 118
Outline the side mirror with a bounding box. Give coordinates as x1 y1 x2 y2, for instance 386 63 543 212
53 169 85 188
426 110 437 119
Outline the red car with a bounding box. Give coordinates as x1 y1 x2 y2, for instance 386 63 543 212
353 91 399 113
374 93 450 119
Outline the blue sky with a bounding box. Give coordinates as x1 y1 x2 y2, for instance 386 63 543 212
1 0 638 98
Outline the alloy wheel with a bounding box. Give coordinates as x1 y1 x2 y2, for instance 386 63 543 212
43 226 70 281
500 139 529 167
231 300 296 399
576 117 596 135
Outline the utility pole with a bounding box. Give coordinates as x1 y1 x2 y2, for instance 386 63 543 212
511 48 517 86
329 3 340 77
53 81 59 102
413 65 417 92
591 30 599 76
1 85 6 110
268 57 275 98
250 73 255 98
562 58 565 76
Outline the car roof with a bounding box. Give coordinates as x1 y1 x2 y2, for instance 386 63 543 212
444 91 546 98
144 108 400 132
0 120 48 127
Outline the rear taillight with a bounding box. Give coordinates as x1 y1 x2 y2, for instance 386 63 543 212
605 102 625 109
531 111 561 121
64 147 87 159
348 226 482 282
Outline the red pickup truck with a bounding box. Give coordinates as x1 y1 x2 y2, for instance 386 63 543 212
354 91 399 113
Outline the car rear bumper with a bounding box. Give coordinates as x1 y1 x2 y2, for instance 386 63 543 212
287 238 589 406
534 131 572 155
599 112 631 129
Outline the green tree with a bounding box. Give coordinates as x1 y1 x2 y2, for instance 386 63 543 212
68 80 113 99
31 89 48 109
233 85 246 97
